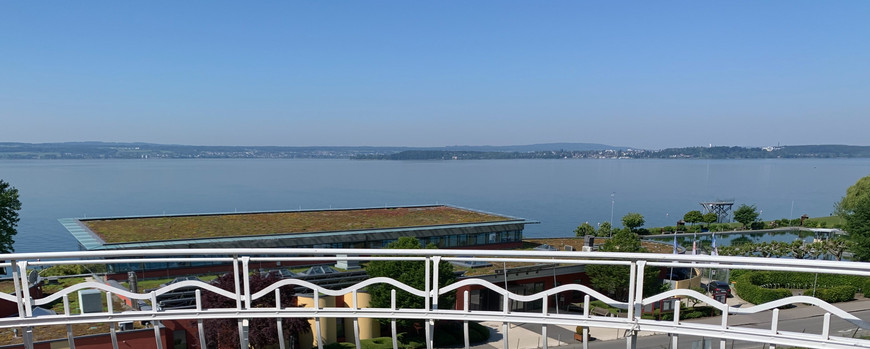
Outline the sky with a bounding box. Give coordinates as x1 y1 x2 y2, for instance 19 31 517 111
2 1 869 149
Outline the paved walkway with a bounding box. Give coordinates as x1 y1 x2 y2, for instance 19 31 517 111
470 297 870 349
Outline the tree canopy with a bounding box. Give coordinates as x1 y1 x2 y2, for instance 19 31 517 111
683 210 703 225
702 212 718 225
201 272 309 349
733 204 760 229
574 222 595 237
366 237 455 328
621 212 645 232
0 180 21 254
845 195 870 261
596 221 612 237
584 229 662 301
836 175 870 217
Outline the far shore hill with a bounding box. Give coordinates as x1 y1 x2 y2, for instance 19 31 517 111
3 142 870 160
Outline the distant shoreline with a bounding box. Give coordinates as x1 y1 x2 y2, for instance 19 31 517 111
2 142 870 160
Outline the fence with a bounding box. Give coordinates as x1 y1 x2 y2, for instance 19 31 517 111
2 248 869 349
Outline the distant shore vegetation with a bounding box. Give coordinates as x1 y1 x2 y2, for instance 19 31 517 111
3 142 870 160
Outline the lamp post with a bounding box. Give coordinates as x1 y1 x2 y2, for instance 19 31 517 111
610 192 615 237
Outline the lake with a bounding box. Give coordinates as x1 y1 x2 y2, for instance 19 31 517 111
1 158 868 253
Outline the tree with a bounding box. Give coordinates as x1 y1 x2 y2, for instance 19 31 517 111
733 204 759 229
702 212 718 226
845 197 870 261
366 237 456 328
585 229 662 301
683 210 703 226
202 272 310 349
596 221 612 237
621 212 645 232
0 180 21 253
574 222 595 237
835 175 870 217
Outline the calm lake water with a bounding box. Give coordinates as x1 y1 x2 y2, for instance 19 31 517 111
1 158 869 253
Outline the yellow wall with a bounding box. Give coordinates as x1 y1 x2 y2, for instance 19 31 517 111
298 292 381 349
342 292 381 341
673 268 703 291
298 295 336 349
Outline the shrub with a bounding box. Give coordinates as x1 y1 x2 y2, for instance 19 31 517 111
734 271 869 305
812 285 856 303
733 272 792 305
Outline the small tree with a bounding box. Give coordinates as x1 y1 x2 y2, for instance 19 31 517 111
202 272 310 349
733 204 759 229
366 237 455 328
845 197 870 262
596 221 612 237
621 212 645 232
683 210 703 226
585 229 662 301
574 222 595 237
0 180 21 253
702 212 718 226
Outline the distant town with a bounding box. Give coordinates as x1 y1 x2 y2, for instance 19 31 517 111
2 142 870 160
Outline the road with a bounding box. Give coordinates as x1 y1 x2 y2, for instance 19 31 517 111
554 309 870 349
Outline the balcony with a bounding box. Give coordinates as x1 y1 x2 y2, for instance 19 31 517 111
1 248 869 349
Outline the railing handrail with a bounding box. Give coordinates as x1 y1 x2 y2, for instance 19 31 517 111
3 249 870 349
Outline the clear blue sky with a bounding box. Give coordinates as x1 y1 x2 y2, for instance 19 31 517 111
2 1 868 149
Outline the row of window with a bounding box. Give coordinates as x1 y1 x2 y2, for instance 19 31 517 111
309 230 523 249
106 230 523 273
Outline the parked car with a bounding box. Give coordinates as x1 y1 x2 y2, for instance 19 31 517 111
709 280 732 297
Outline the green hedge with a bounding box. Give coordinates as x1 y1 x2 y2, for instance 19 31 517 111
643 306 720 321
812 285 857 303
734 272 794 305
734 271 867 304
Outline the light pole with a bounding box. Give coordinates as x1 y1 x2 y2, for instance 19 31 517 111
610 192 615 236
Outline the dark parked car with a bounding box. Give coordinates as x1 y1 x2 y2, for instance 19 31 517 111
709 280 732 297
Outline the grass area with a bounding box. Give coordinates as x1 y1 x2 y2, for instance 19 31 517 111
803 215 845 226
0 280 15 294
84 206 512 243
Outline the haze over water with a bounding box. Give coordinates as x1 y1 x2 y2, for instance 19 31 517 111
2 158 868 254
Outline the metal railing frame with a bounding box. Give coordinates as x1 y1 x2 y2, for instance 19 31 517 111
2 248 870 349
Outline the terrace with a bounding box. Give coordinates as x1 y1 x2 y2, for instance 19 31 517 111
2 248 870 349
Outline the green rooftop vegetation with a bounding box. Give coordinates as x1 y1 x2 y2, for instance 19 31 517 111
84 206 512 244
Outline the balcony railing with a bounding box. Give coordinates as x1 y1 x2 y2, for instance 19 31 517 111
2 248 870 349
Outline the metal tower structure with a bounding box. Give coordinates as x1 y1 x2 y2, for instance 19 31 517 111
700 200 734 223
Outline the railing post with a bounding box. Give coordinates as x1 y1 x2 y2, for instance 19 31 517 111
196 290 206 349
315 292 323 349
276 289 286 349
17 261 34 349
425 257 432 349
64 295 76 349
233 256 244 348
672 299 680 349
353 290 361 349
464 290 471 349
541 291 548 349
391 289 398 349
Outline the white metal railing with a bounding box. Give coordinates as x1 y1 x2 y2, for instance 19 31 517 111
2 248 870 349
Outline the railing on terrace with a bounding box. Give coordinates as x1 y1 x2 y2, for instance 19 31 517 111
2 248 870 349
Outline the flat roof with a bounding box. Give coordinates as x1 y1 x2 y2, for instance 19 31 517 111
72 205 518 245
